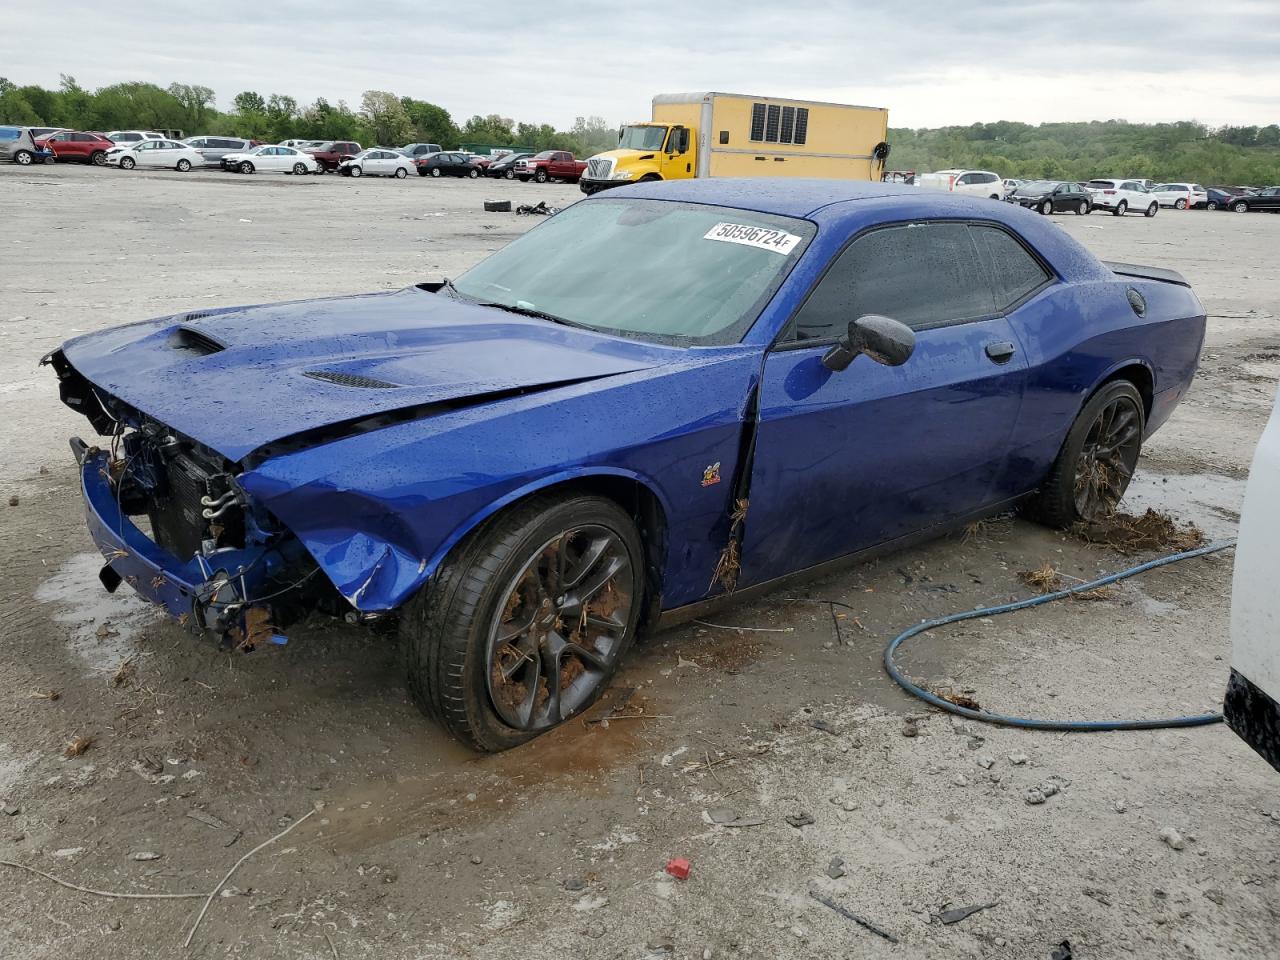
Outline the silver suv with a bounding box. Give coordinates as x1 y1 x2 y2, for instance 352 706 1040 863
183 136 254 167
0 126 47 165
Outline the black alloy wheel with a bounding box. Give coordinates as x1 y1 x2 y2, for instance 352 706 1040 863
1072 390 1144 522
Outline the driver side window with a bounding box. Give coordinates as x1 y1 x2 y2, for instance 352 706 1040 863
789 222 998 341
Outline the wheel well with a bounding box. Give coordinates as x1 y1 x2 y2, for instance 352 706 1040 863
1097 364 1153 420
639 174 662 182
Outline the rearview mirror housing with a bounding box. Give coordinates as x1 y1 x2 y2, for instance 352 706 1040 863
821 314 916 372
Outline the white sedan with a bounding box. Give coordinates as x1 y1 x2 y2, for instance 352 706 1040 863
105 138 203 172
221 145 319 175
337 148 414 179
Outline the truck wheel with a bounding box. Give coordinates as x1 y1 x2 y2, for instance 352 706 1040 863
534 169 548 183
1027 380 1145 528
401 494 644 752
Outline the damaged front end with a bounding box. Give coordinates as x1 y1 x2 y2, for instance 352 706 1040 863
52 352 344 648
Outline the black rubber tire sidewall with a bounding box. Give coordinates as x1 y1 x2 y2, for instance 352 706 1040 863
400 494 645 752
1027 379 1145 529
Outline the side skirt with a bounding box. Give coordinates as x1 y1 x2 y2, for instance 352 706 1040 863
654 496 1027 631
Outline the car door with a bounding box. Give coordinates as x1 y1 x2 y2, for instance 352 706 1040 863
1258 187 1280 210
738 220 1030 585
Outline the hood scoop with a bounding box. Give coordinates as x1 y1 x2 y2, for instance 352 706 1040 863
168 326 227 357
302 370 401 389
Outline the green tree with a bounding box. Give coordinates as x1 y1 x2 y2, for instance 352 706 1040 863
233 91 266 115
401 97 458 146
360 90 410 146
167 83 216 131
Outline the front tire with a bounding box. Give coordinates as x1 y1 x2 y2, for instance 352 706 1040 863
1113 200 1127 216
119 156 136 170
534 169 548 183
1028 380 1145 528
1145 202 1158 217
1233 200 1248 213
349 165 362 178
176 158 191 172
240 161 254 174
1039 199 1053 215
1207 200 1218 210
401 494 644 752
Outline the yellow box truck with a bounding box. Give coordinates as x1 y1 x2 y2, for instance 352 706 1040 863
580 91 890 195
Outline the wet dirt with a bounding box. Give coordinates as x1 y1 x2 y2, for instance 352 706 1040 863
2 166 1280 959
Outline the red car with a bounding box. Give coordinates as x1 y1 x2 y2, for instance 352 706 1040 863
304 141 361 172
36 130 115 165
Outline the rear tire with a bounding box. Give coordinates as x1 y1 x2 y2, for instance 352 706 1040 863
292 162 307 175
395 166 407 179
1175 198 1187 209
504 169 515 180
1076 200 1089 215
90 151 106 166
401 494 644 752
14 150 32 165
1027 380 1145 528
468 167 480 178
1113 200 1127 216
430 167 442 178
176 158 191 172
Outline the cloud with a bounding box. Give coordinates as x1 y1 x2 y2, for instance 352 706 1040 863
2 0 1278 128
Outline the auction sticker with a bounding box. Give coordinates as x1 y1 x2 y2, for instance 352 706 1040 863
703 222 801 255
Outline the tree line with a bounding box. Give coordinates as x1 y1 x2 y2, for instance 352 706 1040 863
0 75 619 156
888 119 1280 186
3 75 1278 184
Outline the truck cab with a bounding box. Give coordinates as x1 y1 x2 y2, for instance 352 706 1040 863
581 123 694 193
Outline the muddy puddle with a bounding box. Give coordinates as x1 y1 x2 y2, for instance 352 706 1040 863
1123 469 1245 539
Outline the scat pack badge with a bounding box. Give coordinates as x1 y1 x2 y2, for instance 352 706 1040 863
701 462 722 487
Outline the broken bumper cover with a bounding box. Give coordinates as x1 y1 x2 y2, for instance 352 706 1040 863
76 441 295 629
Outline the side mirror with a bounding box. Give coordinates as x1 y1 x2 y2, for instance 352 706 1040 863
821 315 915 372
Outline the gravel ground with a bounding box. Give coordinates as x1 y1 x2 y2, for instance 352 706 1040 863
1 164 1278 960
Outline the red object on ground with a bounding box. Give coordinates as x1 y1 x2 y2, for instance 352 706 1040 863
665 858 691 880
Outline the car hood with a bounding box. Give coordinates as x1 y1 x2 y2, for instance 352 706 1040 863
59 286 670 463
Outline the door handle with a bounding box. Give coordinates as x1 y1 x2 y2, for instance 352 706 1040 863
985 341 1016 363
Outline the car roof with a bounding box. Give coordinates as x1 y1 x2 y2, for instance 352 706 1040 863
613 178 937 218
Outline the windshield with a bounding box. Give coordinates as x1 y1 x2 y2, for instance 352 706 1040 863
618 125 668 151
1086 180 1115 189
1016 180 1057 193
450 199 813 345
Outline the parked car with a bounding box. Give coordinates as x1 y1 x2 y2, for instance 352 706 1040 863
416 151 481 178
47 179 1205 751
1007 180 1093 215
0 126 53 165
1203 187 1239 210
305 141 361 172
105 138 203 172
35 130 114 165
105 130 164 148
514 150 587 183
220 145 318 175
1085 178 1159 217
915 169 1004 199
1150 183 1208 209
1226 186 1280 213
1002 178 1025 197
485 152 532 179
183 136 254 167
338 148 414 179
399 143 443 160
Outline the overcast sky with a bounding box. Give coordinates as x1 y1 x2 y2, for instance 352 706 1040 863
5 1 1279 130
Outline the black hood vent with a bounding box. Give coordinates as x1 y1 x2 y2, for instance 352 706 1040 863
302 370 400 389
168 326 227 357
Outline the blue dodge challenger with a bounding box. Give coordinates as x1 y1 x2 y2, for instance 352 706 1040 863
48 179 1205 750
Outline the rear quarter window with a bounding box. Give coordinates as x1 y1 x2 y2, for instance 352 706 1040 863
970 225 1052 310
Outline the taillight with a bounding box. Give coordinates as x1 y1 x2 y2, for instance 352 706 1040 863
1103 190 1116 195
948 175 956 188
